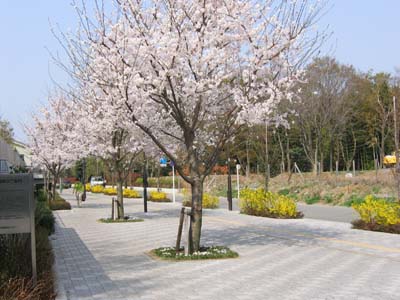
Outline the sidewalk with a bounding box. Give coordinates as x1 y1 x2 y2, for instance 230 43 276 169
52 190 400 300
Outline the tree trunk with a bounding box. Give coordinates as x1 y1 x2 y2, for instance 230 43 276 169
117 178 124 219
277 131 285 173
285 130 291 174
157 166 161 191
320 150 324 174
246 139 250 178
313 141 318 176
381 124 385 168
329 137 334 172
52 175 57 202
190 177 203 253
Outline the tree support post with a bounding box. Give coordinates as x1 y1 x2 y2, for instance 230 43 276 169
175 207 185 254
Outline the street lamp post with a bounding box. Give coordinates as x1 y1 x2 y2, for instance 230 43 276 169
236 160 241 201
143 154 148 213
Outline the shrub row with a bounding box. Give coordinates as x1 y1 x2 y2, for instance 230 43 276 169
134 177 178 188
37 190 71 211
87 185 141 198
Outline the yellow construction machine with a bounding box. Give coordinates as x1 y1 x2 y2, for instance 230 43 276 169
383 152 397 167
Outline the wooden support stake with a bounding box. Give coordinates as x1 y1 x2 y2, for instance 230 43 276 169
183 211 190 256
175 207 185 254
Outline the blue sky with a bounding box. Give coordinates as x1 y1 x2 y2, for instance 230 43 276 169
1 0 400 141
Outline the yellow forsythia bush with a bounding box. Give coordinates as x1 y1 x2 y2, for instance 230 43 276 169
149 191 171 202
182 192 219 209
103 187 117 196
239 188 302 218
352 195 400 226
85 183 91 192
91 185 104 193
202 193 219 208
123 189 141 198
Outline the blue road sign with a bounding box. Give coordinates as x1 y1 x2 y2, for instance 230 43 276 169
160 157 167 167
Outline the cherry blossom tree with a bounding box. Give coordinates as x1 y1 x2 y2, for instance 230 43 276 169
26 95 79 202
59 0 326 251
71 87 147 218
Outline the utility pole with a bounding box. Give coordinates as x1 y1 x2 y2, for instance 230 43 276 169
227 143 233 211
393 96 400 202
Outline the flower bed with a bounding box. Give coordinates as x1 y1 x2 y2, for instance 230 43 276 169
149 191 171 202
152 246 238 260
91 185 104 193
103 187 117 196
182 192 219 209
123 189 141 198
352 195 400 234
239 188 303 219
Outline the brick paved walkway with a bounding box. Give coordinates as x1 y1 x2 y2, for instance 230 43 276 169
53 190 400 300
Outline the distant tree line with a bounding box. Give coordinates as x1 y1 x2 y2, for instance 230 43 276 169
221 56 400 176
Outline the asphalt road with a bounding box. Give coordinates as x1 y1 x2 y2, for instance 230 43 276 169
134 187 359 224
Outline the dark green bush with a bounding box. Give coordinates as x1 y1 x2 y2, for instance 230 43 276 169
37 189 47 202
49 200 71 211
35 202 55 234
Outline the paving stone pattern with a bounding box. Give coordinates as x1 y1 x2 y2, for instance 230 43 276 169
53 190 400 300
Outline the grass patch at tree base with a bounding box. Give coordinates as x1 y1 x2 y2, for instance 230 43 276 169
98 217 144 223
151 246 238 261
351 219 400 234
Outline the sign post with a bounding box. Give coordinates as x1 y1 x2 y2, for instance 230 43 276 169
236 163 240 201
0 174 36 285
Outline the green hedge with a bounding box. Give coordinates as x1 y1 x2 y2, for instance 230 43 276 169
134 177 178 188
